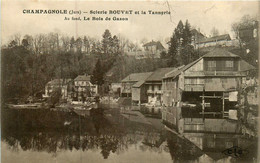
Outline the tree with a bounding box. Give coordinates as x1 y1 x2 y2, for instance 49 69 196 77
167 34 179 66
232 15 256 40
111 35 119 54
210 27 219 37
102 29 112 54
128 42 135 52
2 44 35 100
160 51 167 59
83 36 90 53
61 35 70 52
75 37 83 53
231 14 258 66
70 37 75 51
47 87 61 107
140 38 148 45
23 35 34 51
91 42 97 54
91 59 104 86
183 20 192 45
11 33 22 46
167 20 195 66
174 20 184 42
22 39 29 48
8 40 18 48
180 44 195 65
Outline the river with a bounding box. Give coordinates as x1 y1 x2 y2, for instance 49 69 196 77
1 105 258 163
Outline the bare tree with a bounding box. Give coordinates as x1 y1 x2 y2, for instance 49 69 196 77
61 35 70 52
232 14 257 39
9 33 22 46
140 38 148 45
117 34 129 53
210 27 219 37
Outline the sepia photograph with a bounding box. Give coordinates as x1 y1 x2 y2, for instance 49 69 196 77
1 1 259 162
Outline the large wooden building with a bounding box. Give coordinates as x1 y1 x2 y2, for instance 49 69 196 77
121 72 152 98
162 48 255 134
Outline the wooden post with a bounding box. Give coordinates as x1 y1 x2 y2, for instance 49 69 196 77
202 91 205 121
222 92 225 118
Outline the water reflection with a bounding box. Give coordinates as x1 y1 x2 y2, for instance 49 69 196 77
184 133 258 162
1 107 258 163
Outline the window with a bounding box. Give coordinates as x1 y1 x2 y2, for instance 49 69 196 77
226 61 233 68
208 61 216 68
207 61 216 71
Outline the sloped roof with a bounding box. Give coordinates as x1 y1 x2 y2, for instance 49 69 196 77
146 68 175 81
164 58 203 79
143 41 165 50
165 49 237 79
191 29 205 38
240 60 256 71
121 72 153 83
143 40 158 46
74 75 91 81
199 34 231 44
47 79 71 85
164 66 184 79
202 48 240 58
164 49 241 79
132 80 146 88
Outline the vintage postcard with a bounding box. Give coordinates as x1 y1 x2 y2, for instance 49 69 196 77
1 0 259 163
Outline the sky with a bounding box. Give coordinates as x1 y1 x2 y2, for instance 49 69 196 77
1 1 259 45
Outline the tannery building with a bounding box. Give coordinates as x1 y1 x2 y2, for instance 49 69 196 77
162 48 255 134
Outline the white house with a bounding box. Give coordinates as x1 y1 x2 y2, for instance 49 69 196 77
74 75 98 101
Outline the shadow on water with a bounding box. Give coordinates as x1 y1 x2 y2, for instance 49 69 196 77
2 107 125 159
1 106 258 162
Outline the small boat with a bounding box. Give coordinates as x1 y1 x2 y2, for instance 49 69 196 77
72 102 100 117
73 106 93 117
6 103 43 109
